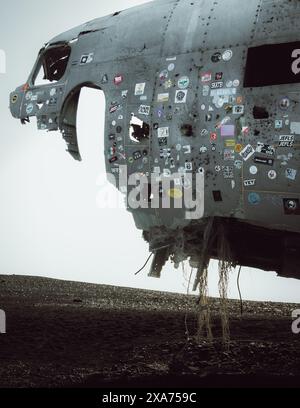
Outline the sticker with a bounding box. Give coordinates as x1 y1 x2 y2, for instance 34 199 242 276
249 165 258 175
183 145 191 154
26 104 34 115
112 120 116 126
178 76 190 89
201 104 206 110
225 139 236 148
215 165 221 172
50 88 56 97
233 79 240 87
240 144 255 161
253 157 274 166
101 74 108 84
212 52 222 63
256 142 275 156
210 88 237 97
11 94 18 104
163 80 173 89
275 120 283 129
223 166 234 179
236 96 243 104
226 80 233 88
210 132 217 142
211 81 224 89
185 162 193 171
135 83 146 96
175 90 188 103
202 85 210 96
201 129 208 137
201 72 212 83
244 179 256 187
158 137 168 147
215 72 223 80
114 75 123 85
159 70 169 81
133 151 142 160
222 50 233 61
224 149 235 161
168 63 175 71
200 146 208 153
138 105 151 115
285 168 297 180
268 170 277 180
221 125 235 137
233 105 244 115
109 156 118 164
290 122 300 135
158 127 169 138
234 160 243 170
283 199 300 215
157 93 169 102
278 135 294 147
235 144 243 153
80 53 94 64
248 192 261 205
279 97 290 110
109 104 121 114
167 188 183 199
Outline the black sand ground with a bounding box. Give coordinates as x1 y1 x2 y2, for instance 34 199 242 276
0 275 299 388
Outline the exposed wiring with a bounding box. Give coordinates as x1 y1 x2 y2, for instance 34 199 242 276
237 265 243 316
135 253 153 275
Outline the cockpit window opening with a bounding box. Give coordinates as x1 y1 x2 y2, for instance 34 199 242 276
33 45 71 86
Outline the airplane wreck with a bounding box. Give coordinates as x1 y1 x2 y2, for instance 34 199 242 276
9 0 300 288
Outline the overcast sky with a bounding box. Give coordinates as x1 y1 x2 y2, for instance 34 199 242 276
0 0 300 303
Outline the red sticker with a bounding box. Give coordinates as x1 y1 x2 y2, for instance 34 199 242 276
114 75 123 85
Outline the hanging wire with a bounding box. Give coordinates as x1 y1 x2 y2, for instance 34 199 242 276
135 253 153 275
237 265 243 316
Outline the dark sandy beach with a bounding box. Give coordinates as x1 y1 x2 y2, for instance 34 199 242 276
0 275 299 388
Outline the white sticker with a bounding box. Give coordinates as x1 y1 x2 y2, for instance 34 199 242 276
158 127 169 138
286 168 297 180
138 105 150 115
233 105 244 115
178 76 190 89
290 122 300 135
249 165 258 175
157 93 169 102
175 90 188 103
244 179 256 187
80 53 94 64
279 135 294 147
268 170 277 180
135 83 146 96
240 144 255 161
168 63 175 71
222 50 233 61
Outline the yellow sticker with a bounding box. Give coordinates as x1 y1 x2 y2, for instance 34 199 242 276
225 139 236 147
235 143 243 153
11 94 18 104
167 188 183 199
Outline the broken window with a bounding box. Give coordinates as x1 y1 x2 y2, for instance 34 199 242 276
129 114 149 143
33 45 71 85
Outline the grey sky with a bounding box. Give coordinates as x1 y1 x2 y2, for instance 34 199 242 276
0 0 300 303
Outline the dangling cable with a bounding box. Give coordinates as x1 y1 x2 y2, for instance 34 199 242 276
237 265 243 316
135 253 153 275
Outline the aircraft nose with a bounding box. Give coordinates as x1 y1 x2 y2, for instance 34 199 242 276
9 89 22 118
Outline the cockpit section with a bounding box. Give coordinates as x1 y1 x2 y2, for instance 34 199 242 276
33 44 71 85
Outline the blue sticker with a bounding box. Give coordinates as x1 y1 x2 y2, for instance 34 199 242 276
248 192 261 205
